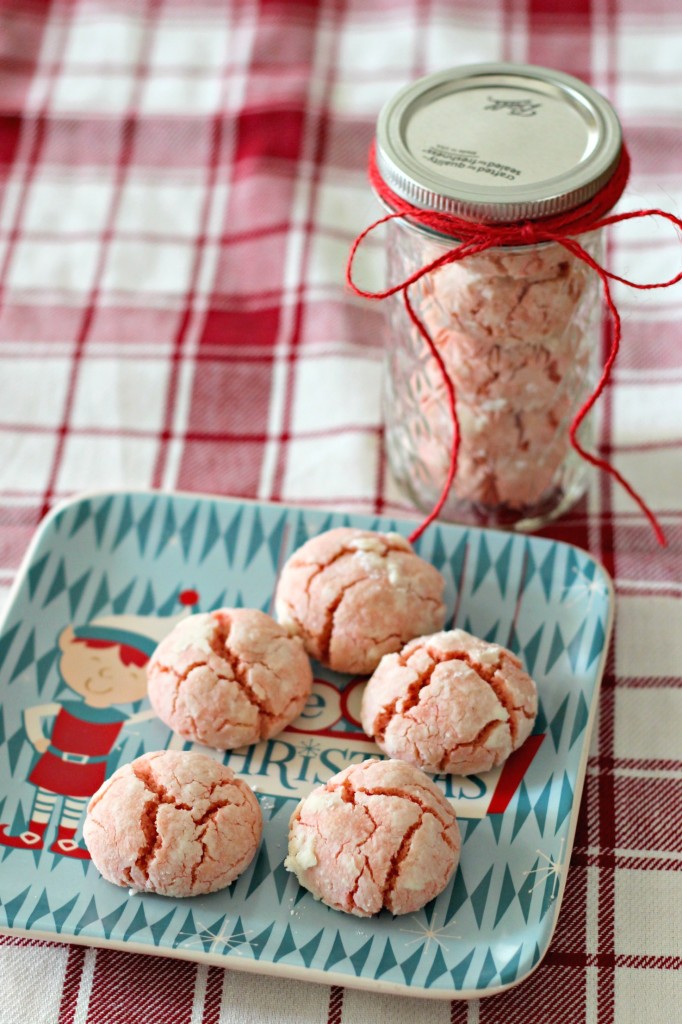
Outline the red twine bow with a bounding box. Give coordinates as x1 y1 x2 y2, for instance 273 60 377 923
347 143 682 545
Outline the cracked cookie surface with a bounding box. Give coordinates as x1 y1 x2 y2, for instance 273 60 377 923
361 628 538 776
284 758 460 917
274 527 446 675
147 608 313 749
83 750 262 897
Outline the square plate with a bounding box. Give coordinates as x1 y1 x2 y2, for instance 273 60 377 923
0 491 613 1000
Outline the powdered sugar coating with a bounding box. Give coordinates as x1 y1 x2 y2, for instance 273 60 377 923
361 629 538 776
415 381 570 507
285 758 460 917
427 245 590 346
274 527 447 675
83 750 262 897
147 608 313 749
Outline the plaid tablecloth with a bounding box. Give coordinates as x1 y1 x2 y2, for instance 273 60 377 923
0 1 680 1022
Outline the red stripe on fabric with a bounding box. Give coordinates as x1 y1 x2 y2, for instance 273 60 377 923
0 116 23 169
85 949 197 1024
0 222 354 247
233 109 307 167
201 966 224 1024
616 586 682 601
0 303 160 347
529 0 591 15
199 308 281 350
0 500 43 567
500 0 515 64
595 58 620 562
0 341 376 364
406 0 430 81
478 963 586 1022
270 3 344 503
0 16 66 293
0 486 406 507
626 125 682 175
538 495 591 552
546 951 602 968
177 424 383 444
596 173 619 1009
525 4 593 82
0 60 272 81
595 198 619 1024
497 0 507 64
592 755 682 769
611 677 682 689
145 0 239 491
200 301 383 359
171 8 279 494
182 360 284 438
612 954 682 969
57 944 86 1024
184 9 315 491
572 851 682 871
610 524 682 583
450 999 469 1023
609 322 682 372
326 985 344 1024
0 8 72 520
585 771 600 963
545 951 682 971
0 422 382 445
40 114 222 169
258 0 323 9
37 0 165 521
0 935 64 949
615 776 682 853
374 421 386 516
0 5 48 159
549 863 588 957
178 438 266 497
612 438 682 454
596 682 617 1024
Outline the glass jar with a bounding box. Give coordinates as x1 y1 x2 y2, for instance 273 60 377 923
373 63 623 530
384 225 603 529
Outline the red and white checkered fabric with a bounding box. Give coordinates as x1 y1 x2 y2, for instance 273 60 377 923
0 1 680 1021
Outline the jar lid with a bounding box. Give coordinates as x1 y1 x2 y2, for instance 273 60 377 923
376 63 623 222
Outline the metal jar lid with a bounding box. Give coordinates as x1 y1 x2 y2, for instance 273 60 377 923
375 63 623 222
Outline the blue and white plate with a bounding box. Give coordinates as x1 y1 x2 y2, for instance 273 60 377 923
0 492 613 1000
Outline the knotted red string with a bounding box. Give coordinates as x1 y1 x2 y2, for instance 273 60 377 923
347 143 682 545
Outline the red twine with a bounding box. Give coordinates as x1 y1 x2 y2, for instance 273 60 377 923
347 142 682 546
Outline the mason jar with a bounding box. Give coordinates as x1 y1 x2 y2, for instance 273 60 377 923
374 64 623 531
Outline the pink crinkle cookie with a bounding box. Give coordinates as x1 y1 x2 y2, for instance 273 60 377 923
285 758 460 916
83 750 262 897
274 528 446 675
147 608 313 749
361 629 538 776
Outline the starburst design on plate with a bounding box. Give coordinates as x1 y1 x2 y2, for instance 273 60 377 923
177 916 253 954
398 918 461 952
523 837 565 900
296 740 322 759
562 567 609 607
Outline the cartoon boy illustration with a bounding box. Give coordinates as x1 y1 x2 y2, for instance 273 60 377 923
0 594 197 859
